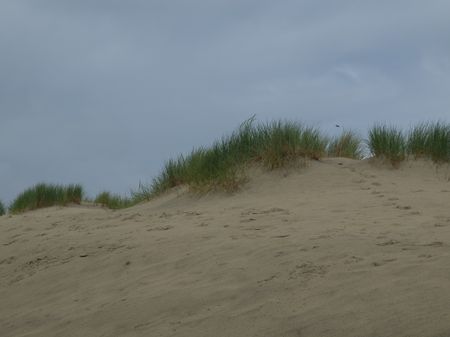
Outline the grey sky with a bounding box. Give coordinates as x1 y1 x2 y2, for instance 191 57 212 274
1 0 449 203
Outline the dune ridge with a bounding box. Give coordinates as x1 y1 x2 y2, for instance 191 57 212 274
1 158 450 337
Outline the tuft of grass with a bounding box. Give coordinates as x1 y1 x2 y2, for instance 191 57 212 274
408 122 449 163
407 122 430 159
328 130 363 159
9 183 84 214
368 124 406 165
130 182 153 203
94 191 135 210
426 122 450 163
0 200 5 216
256 121 327 168
149 118 328 196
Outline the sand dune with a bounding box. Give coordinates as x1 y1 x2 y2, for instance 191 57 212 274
1 158 450 337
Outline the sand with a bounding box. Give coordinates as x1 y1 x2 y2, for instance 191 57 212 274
1 158 450 337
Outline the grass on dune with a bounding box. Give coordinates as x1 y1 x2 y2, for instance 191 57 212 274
150 119 328 196
328 130 363 159
369 122 449 165
0 200 5 216
368 124 407 165
94 191 135 210
408 122 450 163
9 183 83 214
94 181 154 210
6 120 448 214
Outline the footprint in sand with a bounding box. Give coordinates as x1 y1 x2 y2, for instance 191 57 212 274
14 256 61 281
146 225 173 232
183 211 202 216
288 262 327 281
0 256 16 265
257 273 280 286
372 258 396 267
422 241 445 247
418 254 433 259
395 205 412 210
240 217 257 223
344 255 364 264
241 207 290 216
376 239 400 246
121 213 142 221
3 239 18 246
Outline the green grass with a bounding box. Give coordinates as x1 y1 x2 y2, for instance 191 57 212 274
94 191 135 210
0 200 5 216
6 119 448 214
408 122 450 163
257 122 327 168
368 124 406 165
328 130 363 159
149 119 328 196
9 183 84 214
368 122 449 165
94 182 154 210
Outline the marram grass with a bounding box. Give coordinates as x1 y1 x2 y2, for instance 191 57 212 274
0 200 5 216
9 183 83 214
368 122 449 165
6 120 449 214
94 191 134 210
368 124 406 165
328 130 363 159
149 119 328 196
408 122 450 163
93 183 153 210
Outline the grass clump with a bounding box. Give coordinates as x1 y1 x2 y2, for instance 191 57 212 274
9 183 83 214
94 183 153 210
257 122 327 168
408 122 450 163
328 130 363 159
368 124 406 165
0 200 5 216
149 118 328 196
94 191 135 209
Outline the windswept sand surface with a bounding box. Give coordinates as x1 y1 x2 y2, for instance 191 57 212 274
1 158 450 337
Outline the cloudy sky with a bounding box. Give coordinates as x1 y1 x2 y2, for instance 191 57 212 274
1 0 449 203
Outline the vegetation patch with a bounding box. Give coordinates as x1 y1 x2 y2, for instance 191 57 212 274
368 124 407 165
9 183 83 214
328 130 363 159
5 119 449 214
149 118 328 196
369 122 449 165
0 200 5 216
408 122 450 163
94 191 134 209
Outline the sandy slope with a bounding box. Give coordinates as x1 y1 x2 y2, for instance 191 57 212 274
1 158 450 337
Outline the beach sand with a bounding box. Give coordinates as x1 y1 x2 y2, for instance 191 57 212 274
1 158 450 337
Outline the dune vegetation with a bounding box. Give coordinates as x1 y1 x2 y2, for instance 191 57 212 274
4 119 449 213
368 124 407 165
407 122 450 163
368 122 450 165
94 191 136 210
327 130 363 159
0 200 5 216
149 119 328 195
9 183 84 214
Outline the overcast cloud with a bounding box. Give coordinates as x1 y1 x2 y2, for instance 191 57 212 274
1 0 449 203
